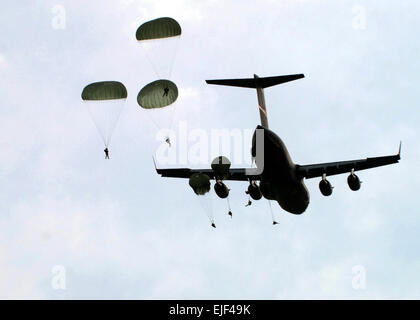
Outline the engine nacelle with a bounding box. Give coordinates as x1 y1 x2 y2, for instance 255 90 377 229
214 181 229 199
319 179 333 196
211 156 231 180
347 173 361 191
247 182 262 200
189 173 211 195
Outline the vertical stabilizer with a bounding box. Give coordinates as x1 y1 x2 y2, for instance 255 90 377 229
254 74 268 128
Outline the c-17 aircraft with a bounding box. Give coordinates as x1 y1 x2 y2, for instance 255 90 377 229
156 74 401 217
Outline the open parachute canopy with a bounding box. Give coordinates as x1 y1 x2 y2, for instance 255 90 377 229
137 79 178 109
189 173 211 196
136 17 181 41
136 18 182 79
82 81 127 101
81 81 127 148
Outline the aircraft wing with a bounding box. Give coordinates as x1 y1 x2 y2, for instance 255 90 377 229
296 143 401 179
156 167 261 181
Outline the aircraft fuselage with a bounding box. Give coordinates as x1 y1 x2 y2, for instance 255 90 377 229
252 125 309 214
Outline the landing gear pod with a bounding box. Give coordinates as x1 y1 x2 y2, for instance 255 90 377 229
211 156 231 180
189 173 211 195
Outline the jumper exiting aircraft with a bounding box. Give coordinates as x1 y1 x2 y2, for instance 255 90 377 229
156 74 401 215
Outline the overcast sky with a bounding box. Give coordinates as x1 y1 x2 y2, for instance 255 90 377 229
0 0 419 299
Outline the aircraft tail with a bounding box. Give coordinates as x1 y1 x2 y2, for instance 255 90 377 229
206 74 304 129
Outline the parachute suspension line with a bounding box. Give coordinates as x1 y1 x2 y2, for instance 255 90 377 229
245 160 256 207
86 105 107 147
207 208 216 228
139 38 180 79
166 102 177 146
245 194 252 207
164 78 179 146
137 79 179 147
227 197 232 218
268 200 279 225
136 17 182 78
146 97 177 147
139 41 162 79
197 194 215 228
209 207 216 228
161 37 180 140
168 37 181 80
210 217 216 228
82 81 127 150
146 110 162 131
104 100 125 148
144 111 172 147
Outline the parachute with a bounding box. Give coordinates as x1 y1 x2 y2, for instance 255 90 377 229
137 79 178 109
136 17 182 147
189 173 211 196
82 81 127 148
136 17 181 79
188 173 215 227
136 17 181 41
211 156 234 218
82 81 127 101
137 79 179 145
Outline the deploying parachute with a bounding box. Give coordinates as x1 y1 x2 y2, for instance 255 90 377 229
188 173 216 227
136 17 181 79
189 173 211 196
82 81 127 150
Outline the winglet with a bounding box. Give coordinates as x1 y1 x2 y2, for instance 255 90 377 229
398 141 402 159
152 156 158 171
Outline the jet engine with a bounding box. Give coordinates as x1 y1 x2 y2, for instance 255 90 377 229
319 177 333 196
347 171 361 191
214 181 229 199
211 156 231 180
246 181 262 200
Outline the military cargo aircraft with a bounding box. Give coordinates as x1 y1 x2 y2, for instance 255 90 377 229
156 74 401 215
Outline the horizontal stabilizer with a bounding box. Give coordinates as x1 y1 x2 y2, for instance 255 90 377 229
206 74 304 89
